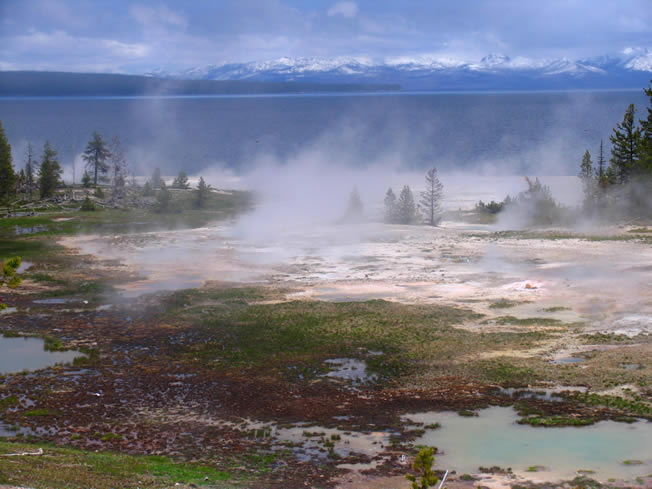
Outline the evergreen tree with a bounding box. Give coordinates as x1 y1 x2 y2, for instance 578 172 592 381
171 170 190 189
194 176 211 208
384 187 397 223
419 167 444 226
638 85 652 173
609 104 641 183
38 141 62 199
156 180 171 212
109 136 127 202
81 170 92 188
596 140 606 180
150 167 162 189
82 132 111 186
579 150 595 211
24 143 35 198
0 120 15 202
405 446 439 489
142 180 154 197
342 186 364 221
395 185 418 224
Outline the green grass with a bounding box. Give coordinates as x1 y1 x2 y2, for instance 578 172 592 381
23 409 53 417
517 415 596 427
485 316 562 326
475 230 652 244
623 459 643 465
475 360 539 385
541 306 571 313
489 299 523 309
0 395 18 410
570 393 652 417
0 441 237 488
163 287 563 387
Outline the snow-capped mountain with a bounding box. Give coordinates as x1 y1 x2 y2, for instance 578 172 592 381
146 50 652 90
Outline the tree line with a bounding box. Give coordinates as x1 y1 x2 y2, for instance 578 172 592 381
0 127 213 210
578 84 652 216
383 167 444 226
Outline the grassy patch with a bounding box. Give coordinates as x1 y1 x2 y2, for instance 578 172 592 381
540 306 571 313
476 360 539 385
0 395 18 410
476 230 652 244
570 393 652 417
23 409 53 417
517 415 596 427
489 299 524 309
163 287 562 388
0 441 237 488
485 316 562 326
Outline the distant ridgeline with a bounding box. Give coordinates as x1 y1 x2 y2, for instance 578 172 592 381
0 71 401 97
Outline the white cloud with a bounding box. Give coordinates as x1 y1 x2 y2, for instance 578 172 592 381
130 4 188 29
102 39 149 58
327 1 358 19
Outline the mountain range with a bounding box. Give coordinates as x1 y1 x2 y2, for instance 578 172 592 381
146 49 652 91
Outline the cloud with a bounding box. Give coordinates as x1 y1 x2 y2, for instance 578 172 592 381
130 4 188 29
0 0 651 72
327 1 358 19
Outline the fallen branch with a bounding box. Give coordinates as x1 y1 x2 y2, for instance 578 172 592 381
1 448 44 457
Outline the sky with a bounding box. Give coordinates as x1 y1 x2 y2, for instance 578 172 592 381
1 0 651 73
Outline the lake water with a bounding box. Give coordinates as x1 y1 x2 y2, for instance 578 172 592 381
0 90 648 177
0 335 84 374
404 406 652 482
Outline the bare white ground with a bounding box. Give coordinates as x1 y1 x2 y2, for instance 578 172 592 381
61 219 652 337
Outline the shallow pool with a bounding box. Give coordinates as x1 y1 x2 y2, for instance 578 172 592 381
0 335 84 374
404 406 652 482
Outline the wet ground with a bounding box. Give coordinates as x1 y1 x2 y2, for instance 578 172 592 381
1 216 651 488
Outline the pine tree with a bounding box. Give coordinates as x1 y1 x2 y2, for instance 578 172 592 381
0 120 15 202
24 143 35 199
342 186 364 221
609 104 641 183
384 187 397 223
419 167 444 226
638 85 652 174
109 136 127 202
171 170 190 189
405 446 439 489
38 141 62 199
142 180 154 197
82 132 111 186
156 180 171 212
579 150 595 211
82 170 92 188
194 176 211 208
596 140 606 180
150 167 162 189
396 185 418 224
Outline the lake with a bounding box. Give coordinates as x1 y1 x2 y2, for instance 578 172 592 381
0 90 648 178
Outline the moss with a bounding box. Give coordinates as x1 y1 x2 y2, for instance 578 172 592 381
0 395 18 410
571 392 652 416
23 408 53 417
0 440 236 488
541 306 571 313
100 433 123 442
489 299 523 309
485 316 562 326
517 416 596 427
458 409 478 417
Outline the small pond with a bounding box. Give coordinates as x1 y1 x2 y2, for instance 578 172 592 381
0 335 84 375
323 358 377 384
404 406 652 482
